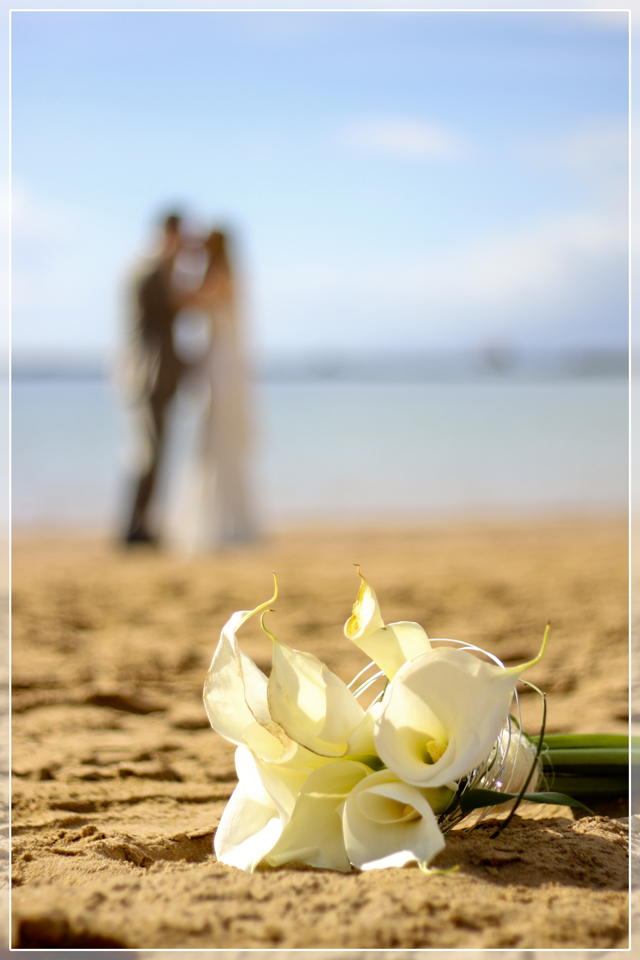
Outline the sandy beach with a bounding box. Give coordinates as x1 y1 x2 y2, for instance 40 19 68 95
11 517 630 949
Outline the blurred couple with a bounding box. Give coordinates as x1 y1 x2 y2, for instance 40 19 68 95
123 211 258 552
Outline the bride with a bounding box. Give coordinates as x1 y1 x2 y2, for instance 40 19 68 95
171 229 259 551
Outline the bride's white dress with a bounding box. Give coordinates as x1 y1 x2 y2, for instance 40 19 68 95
168 283 258 552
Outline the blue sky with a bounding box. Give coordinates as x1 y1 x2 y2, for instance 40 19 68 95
10 8 629 360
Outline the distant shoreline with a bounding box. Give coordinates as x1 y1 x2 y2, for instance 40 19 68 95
10 345 630 384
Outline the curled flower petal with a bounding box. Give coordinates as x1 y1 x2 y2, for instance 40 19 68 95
267 629 365 757
342 769 448 870
345 570 431 678
203 587 292 762
375 641 547 788
265 760 371 872
214 747 284 873
345 568 385 639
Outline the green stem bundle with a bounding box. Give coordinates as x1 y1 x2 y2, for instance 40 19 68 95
529 732 632 800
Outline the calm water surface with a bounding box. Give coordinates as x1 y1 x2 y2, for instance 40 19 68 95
11 377 628 530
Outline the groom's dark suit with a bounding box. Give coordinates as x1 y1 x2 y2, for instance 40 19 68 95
125 255 185 542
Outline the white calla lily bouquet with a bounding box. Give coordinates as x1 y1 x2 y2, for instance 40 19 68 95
203 571 616 874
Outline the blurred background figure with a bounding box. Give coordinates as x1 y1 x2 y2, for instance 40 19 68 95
171 228 259 552
122 211 189 545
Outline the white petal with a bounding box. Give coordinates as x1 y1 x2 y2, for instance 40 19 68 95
375 648 521 787
215 743 337 874
266 760 371 872
214 748 284 873
203 613 260 744
388 621 431 658
254 748 330 819
342 770 446 870
242 720 286 762
268 639 364 756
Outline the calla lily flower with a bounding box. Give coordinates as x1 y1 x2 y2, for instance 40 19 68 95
216 752 370 873
266 618 365 757
215 746 335 872
265 760 372 872
214 747 285 872
203 582 346 767
374 633 549 788
345 569 431 679
203 581 292 762
341 769 449 870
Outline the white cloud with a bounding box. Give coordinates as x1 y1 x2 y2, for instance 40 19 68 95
338 117 464 160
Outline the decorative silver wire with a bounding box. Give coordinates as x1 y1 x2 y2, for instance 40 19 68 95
348 639 533 833
348 661 385 701
352 672 386 701
347 660 380 690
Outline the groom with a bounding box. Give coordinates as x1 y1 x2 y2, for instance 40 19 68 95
123 211 187 545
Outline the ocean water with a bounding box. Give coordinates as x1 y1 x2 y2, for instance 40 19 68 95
11 376 628 531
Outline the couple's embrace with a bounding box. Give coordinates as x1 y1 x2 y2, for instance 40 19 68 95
123 212 257 552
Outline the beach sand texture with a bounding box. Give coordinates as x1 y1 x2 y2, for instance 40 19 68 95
11 518 630 949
